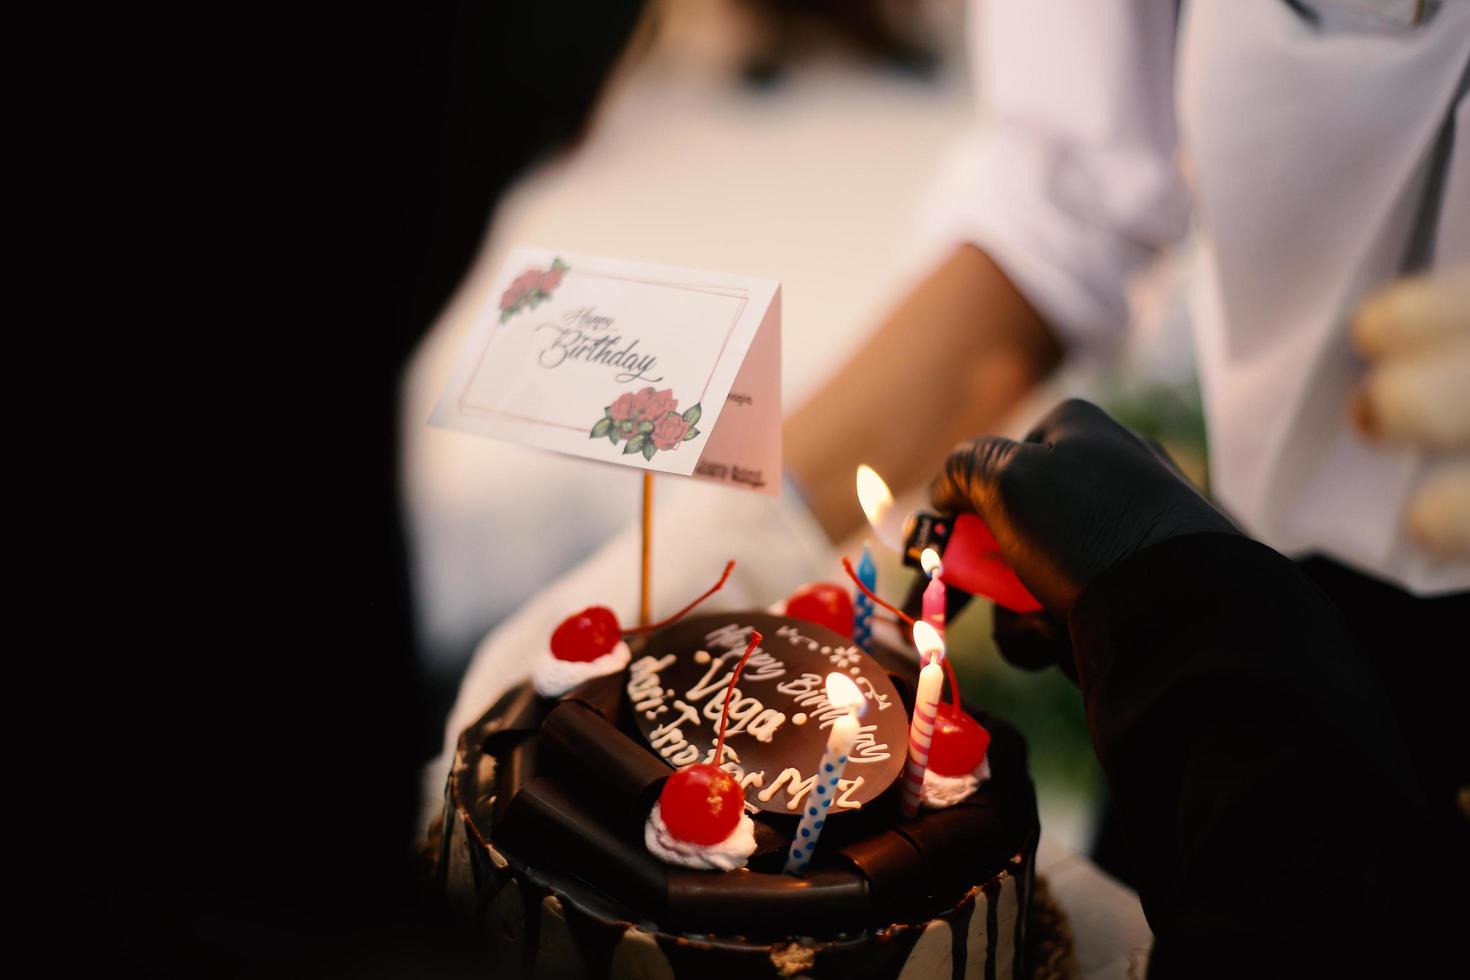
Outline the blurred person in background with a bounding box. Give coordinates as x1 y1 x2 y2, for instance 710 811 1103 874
786 0 1470 876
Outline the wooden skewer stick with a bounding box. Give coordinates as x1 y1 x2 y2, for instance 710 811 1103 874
640 472 653 626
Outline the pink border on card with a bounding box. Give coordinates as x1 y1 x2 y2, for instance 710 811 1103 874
457 269 749 428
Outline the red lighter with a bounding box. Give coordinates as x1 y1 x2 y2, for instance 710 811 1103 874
857 465 1042 614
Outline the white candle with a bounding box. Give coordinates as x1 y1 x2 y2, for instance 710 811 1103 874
901 621 945 818
783 672 865 875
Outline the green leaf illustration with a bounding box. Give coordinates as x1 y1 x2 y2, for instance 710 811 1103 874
590 418 612 439
608 427 619 445
683 426 700 441
682 404 702 426
641 441 656 461
623 434 646 455
638 420 654 434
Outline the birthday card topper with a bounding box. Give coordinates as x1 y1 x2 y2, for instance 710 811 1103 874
430 247 782 494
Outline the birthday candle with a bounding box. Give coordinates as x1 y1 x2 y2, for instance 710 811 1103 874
783 672 865 875
853 542 876 651
900 621 945 819
920 548 946 639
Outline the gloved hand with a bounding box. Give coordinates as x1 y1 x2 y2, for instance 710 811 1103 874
1351 266 1470 558
932 399 1237 669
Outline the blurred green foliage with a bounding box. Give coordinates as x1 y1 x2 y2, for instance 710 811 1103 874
1101 379 1210 492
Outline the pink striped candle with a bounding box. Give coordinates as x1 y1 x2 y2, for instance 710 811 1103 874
920 548 946 638
900 621 946 818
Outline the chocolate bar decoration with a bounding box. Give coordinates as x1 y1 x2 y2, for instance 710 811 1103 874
477 682 551 746
663 867 868 932
540 699 671 826
497 777 669 914
562 671 625 723
487 735 539 827
836 830 928 924
896 804 1012 903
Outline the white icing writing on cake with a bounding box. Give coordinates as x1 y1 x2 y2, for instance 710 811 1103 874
681 630 788 745
630 656 710 767
756 768 866 811
774 628 891 713
697 742 750 782
628 654 677 718
775 625 863 669
702 625 788 681
648 700 704 767
700 688 786 742
851 675 892 712
633 623 901 813
774 673 891 764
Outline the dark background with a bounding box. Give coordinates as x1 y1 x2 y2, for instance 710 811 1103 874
66 2 649 972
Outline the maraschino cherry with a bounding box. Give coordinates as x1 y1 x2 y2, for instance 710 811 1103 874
658 758 744 845
549 606 622 662
784 582 854 638
926 702 990 777
656 629 763 846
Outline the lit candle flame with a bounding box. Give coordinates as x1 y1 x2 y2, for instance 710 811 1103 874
913 620 945 664
856 464 905 552
825 671 867 716
920 547 943 578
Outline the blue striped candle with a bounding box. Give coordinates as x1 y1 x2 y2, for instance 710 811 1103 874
783 673 865 876
853 542 876 651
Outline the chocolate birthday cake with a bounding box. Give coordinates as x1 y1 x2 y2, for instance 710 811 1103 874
435 611 1041 979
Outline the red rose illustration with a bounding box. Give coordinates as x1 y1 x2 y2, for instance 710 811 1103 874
500 259 568 322
609 392 639 422
538 266 566 293
632 387 678 422
651 413 689 451
501 269 542 310
606 391 641 442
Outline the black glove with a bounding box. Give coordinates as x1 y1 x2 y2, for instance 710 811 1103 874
991 606 1076 680
932 399 1237 665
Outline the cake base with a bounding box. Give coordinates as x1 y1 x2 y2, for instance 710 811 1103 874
434 615 1047 978
439 797 1041 979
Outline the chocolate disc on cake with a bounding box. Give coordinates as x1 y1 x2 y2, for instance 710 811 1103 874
629 613 906 813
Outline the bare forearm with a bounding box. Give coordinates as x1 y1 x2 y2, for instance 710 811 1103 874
785 246 1064 542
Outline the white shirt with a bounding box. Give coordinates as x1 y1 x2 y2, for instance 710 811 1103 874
925 0 1470 595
